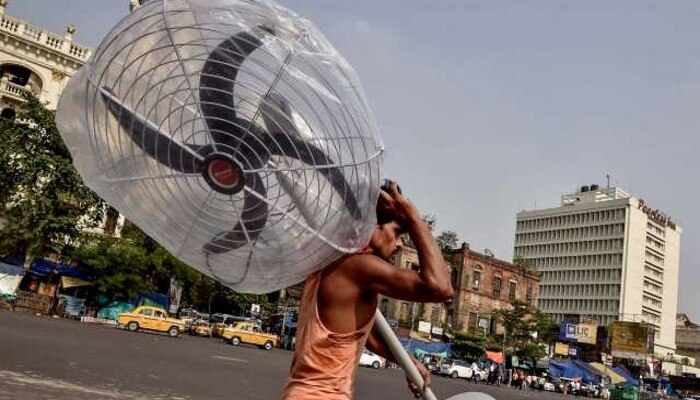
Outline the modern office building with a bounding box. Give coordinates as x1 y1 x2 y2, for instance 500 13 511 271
514 185 681 354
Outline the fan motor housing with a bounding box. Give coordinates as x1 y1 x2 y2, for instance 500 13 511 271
202 153 245 195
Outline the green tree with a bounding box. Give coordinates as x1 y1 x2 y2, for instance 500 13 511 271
493 300 550 360
421 213 436 232
71 233 151 300
0 95 103 262
436 230 459 251
450 331 486 361
513 255 539 275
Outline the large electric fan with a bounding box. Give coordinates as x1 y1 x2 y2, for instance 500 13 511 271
57 1 493 399
57 0 383 294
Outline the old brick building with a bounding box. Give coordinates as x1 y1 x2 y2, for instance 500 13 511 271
379 242 541 336
676 313 700 367
378 245 451 327
447 243 541 334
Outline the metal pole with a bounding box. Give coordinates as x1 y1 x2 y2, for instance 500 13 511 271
280 303 287 347
374 309 438 400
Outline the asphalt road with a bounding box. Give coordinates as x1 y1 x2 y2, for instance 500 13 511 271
0 310 570 400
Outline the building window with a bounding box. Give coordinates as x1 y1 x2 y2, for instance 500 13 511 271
468 312 478 332
509 281 517 302
526 285 533 305
400 302 409 321
492 277 502 297
430 307 440 325
472 271 481 291
380 298 389 315
451 267 460 289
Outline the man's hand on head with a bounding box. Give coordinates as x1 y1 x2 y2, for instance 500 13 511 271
378 180 419 226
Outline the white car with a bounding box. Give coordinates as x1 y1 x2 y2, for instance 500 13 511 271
472 368 488 381
439 359 474 379
359 349 385 369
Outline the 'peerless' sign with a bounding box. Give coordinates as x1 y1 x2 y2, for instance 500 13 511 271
638 200 676 230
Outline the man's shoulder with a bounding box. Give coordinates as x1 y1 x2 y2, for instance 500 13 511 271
336 253 384 272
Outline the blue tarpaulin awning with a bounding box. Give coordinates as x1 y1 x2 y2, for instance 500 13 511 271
612 365 639 387
398 337 451 358
29 259 93 281
0 262 23 276
549 359 602 384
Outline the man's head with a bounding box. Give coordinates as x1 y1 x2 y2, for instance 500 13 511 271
369 181 407 260
370 218 405 261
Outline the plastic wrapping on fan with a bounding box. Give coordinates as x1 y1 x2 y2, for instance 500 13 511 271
57 0 383 293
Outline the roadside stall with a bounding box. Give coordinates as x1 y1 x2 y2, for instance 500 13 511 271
55 276 92 318
0 261 23 310
14 258 93 315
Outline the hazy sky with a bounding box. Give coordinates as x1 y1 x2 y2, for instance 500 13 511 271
9 1 699 320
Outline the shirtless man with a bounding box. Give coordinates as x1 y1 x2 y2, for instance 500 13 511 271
281 181 455 399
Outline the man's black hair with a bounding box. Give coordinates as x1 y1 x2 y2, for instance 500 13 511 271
376 182 408 233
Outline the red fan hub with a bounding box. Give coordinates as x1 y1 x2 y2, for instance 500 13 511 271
202 153 245 194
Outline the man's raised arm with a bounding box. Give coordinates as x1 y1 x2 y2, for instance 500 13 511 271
351 182 454 302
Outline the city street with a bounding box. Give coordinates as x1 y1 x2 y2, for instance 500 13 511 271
0 310 569 400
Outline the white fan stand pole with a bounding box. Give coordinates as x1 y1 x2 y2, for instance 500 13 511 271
373 310 495 400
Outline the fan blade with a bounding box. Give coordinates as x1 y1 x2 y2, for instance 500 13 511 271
259 96 362 220
203 172 269 254
199 30 268 152
100 87 204 174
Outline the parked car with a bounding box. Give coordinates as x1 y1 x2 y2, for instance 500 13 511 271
421 355 442 375
471 368 488 382
543 379 557 392
221 321 279 350
439 359 474 379
190 319 212 336
117 306 186 337
359 349 385 369
426 360 441 375
211 314 248 337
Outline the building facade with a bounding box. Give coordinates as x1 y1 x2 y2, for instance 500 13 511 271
447 243 541 334
0 1 129 238
676 314 700 367
514 185 682 355
379 243 541 336
0 0 90 113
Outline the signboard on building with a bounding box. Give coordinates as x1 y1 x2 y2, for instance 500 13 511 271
431 326 443 335
638 199 676 230
418 321 431 334
611 321 649 360
554 342 569 356
568 346 580 358
559 322 597 345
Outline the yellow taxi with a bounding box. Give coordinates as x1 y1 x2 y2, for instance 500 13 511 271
221 321 279 350
117 306 186 338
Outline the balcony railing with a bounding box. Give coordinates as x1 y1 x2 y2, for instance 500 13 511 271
0 14 90 62
0 78 30 100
